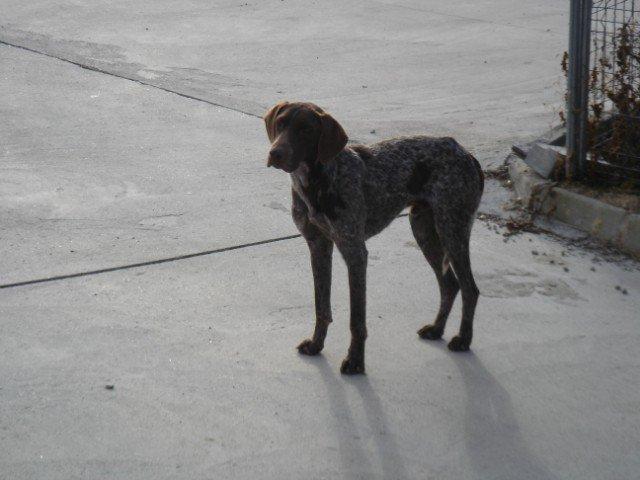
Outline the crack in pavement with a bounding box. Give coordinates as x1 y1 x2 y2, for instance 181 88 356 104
0 215 413 290
9 206 627 291
0 234 302 290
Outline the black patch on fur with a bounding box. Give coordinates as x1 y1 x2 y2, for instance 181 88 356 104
407 162 432 195
303 161 345 220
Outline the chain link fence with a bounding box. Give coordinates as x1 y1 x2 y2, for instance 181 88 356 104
566 0 639 185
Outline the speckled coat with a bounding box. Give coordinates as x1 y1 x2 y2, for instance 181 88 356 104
264 102 483 375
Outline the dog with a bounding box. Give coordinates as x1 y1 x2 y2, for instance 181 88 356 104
264 101 483 374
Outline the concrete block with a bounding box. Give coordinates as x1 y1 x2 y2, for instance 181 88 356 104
506 154 553 209
548 188 628 243
524 143 564 179
512 142 533 159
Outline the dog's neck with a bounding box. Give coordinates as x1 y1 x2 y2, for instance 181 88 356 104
292 161 312 189
290 155 344 221
291 155 336 189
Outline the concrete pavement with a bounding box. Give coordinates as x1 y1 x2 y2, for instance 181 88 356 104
1 44 288 285
1 0 568 152
2 218 639 479
2 1 640 479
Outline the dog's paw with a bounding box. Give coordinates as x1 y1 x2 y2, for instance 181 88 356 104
448 335 471 352
340 356 365 375
418 324 443 340
297 339 323 356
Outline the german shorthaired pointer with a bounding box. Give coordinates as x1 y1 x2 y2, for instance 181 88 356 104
264 101 483 374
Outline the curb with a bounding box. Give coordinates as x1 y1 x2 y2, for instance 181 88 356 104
506 153 640 258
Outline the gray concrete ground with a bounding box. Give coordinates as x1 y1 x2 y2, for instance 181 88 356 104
1 1 639 479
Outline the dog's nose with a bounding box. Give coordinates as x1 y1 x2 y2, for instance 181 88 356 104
268 148 284 167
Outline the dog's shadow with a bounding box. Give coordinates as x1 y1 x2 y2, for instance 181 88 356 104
302 355 409 480
450 349 559 480
304 349 559 480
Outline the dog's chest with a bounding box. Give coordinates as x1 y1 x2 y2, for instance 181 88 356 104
291 168 340 232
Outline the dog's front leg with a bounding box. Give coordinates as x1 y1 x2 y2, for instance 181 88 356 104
297 235 334 356
337 241 368 375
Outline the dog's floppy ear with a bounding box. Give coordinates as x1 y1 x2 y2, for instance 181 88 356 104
317 112 348 164
264 101 289 143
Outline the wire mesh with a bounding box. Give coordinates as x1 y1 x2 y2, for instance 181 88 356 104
587 0 639 183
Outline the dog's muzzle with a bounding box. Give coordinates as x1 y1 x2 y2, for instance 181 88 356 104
267 147 291 170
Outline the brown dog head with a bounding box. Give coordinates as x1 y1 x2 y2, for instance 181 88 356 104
264 101 348 173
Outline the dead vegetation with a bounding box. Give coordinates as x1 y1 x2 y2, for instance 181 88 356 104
561 22 640 187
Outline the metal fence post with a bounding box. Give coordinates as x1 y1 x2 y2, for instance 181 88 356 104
566 0 592 180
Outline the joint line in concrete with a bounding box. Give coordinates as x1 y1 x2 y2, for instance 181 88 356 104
0 39 263 119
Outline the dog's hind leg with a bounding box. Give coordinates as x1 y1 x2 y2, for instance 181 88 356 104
432 209 479 352
409 204 460 341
